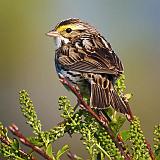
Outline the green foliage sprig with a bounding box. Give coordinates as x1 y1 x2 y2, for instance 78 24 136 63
58 96 123 160
154 124 160 159
129 117 150 159
0 76 159 159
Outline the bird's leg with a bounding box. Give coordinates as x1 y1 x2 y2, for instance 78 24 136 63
73 85 87 111
75 99 87 110
97 110 110 125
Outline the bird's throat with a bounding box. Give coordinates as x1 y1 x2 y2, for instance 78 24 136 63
55 36 69 49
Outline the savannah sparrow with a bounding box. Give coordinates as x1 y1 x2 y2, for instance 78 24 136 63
47 18 128 115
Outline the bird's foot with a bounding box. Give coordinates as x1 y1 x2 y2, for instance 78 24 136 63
97 111 109 125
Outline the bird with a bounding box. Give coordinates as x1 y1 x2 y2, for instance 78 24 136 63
47 18 129 115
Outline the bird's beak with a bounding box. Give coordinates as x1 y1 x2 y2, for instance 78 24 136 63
46 30 59 37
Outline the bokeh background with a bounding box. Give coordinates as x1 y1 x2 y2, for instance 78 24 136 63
0 0 160 159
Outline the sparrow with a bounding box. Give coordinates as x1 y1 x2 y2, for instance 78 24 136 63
47 18 129 115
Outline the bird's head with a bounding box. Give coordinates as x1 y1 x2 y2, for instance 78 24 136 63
46 18 98 45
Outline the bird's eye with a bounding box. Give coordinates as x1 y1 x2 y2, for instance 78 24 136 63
66 28 72 33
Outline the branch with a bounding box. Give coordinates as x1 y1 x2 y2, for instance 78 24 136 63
145 137 155 160
59 74 132 160
8 124 53 160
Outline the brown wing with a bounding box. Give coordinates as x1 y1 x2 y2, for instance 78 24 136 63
57 34 124 76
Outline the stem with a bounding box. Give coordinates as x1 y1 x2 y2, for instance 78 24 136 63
144 140 155 160
8 124 53 160
96 143 112 160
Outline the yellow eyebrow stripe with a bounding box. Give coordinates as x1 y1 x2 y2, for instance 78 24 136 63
56 24 80 32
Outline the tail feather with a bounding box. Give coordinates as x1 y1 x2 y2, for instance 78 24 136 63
110 88 128 114
90 80 129 115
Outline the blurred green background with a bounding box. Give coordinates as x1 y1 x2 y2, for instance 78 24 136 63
0 0 160 159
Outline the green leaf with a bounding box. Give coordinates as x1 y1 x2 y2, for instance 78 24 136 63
109 115 126 135
27 136 43 147
56 145 69 160
120 130 130 142
46 143 55 159
12 138 20 150
155 144 160 158
103 108 113 119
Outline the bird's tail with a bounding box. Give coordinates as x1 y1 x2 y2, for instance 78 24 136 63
91 80 130 116
109 86 129 115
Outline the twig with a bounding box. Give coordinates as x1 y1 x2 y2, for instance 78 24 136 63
59 74 132 160
0 135 36 160
145 137 155 160
0 135 10 146
8 124 53 160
